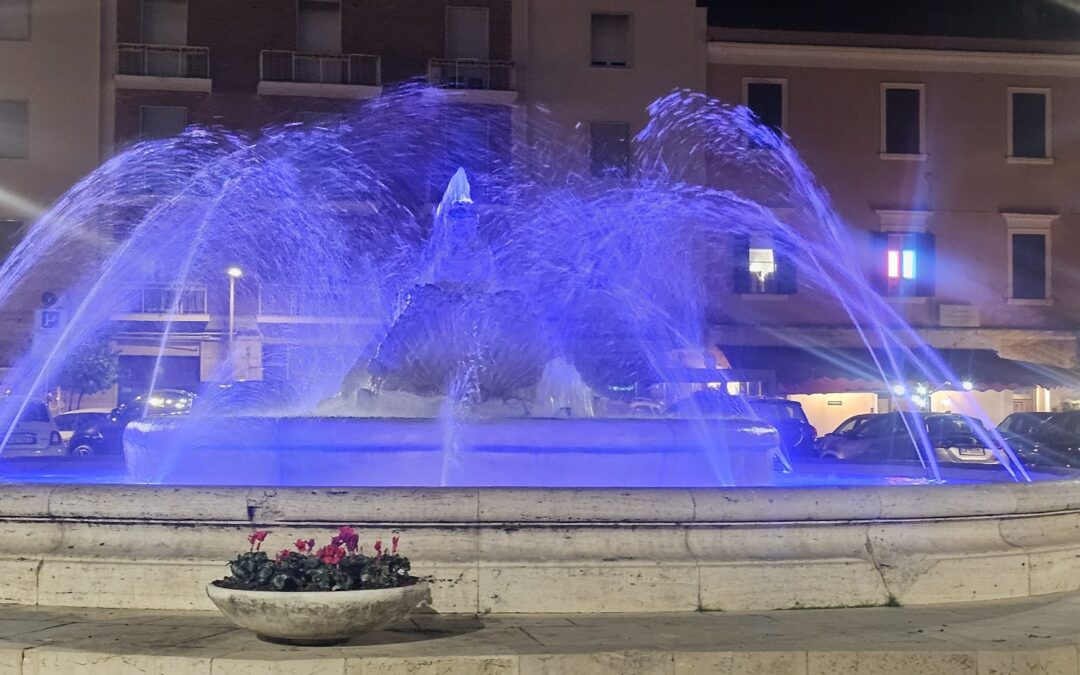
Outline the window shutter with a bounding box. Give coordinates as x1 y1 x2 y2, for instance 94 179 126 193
869 232 889 294
914 232 936 297
775 249 797 294
732 235 750 294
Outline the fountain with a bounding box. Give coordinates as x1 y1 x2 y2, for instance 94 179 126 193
0 85 1076 613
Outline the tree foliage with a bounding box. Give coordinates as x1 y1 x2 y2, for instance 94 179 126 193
56 336 118 408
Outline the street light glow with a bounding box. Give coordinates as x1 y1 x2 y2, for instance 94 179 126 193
891 383 906 396
226 266 243 279
961 380 974 391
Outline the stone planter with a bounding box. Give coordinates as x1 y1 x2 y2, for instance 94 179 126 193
206 581 430 645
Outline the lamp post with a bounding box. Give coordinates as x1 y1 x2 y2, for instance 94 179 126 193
226 266 243 347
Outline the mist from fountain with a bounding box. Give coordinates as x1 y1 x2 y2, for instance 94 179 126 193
0 83 1030 486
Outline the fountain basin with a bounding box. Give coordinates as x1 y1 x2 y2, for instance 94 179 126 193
123 416 781 486
1 479 1079 613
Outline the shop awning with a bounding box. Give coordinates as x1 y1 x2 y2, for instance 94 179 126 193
719 346 1080 395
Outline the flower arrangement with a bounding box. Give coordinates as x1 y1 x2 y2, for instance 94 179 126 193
215 527 416 592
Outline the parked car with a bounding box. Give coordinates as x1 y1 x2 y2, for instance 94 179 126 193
0 398 65 458
54 408 112 445
818 412 1001 465
815 413 875 453
1011 411 1080 468
67 390 196 456
996 412 1054 454
666 390 817 457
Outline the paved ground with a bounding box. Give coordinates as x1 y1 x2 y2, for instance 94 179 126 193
3 592 1080 673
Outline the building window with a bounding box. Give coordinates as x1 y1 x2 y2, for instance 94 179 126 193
743 79 786 134
446 6 489 60
0 0 30 40
1008 88 1051 161
0 220 23 259
590 14 630 68
1004 213 1055 304
141 0 187 45
1011 233 1047 300
139 105 187 139
298 0 340 53
872 232 935 297
589 122 630 178
0 100 29 159
733 235 796 295
881 84 924 158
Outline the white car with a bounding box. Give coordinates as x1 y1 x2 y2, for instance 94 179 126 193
0 399 64 458
54 408 113 445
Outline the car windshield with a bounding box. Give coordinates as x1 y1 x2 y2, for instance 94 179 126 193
927 415 987 440
833 416 868 435
751 401 805 422
0 400 50 425
999 413 1046 436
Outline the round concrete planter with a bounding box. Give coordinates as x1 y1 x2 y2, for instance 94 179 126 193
206 581 431 645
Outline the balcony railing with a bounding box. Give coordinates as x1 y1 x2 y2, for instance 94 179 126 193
122 284 208 316
428 58 515 91
118 43 210 79
258 284 369 319
260 50 381 86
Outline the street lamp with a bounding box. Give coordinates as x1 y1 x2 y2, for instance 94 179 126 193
226 266 243 345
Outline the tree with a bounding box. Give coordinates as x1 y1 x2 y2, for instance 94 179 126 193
56 337 119 410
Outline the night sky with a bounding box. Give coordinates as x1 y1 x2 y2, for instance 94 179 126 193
702 0 1080 40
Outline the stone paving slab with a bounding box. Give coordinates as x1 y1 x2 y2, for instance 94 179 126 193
3 592 1080 673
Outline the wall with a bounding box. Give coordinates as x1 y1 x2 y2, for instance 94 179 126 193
520 0 707 170
706 57 1080 335
0 0 102 223
789 392 879 434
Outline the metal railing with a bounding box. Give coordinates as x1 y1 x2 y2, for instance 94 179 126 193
123 285 208 316
260 50 381 86
427 58 515 91
258 284 367 318
118 43 210 78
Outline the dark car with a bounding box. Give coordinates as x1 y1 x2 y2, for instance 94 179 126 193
1012 410 1080 468
996 412 1054 454
666 391 817 457
67 390 195 456
818 412 1001 465
816 413 875 454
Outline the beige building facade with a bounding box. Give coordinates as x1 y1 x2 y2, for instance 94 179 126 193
706 29 1080 428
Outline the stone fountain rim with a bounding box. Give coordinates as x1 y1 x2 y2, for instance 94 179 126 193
2 478 1079 525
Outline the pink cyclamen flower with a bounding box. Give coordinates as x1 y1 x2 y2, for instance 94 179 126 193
337 526 359 553
276 549 291 561
317 544 345 565
373 540 382 556
247 530 269 552
391 535 400 555
294 538 309 552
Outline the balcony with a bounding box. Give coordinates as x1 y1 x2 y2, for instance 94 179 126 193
115 284 210 323
427 58 518 106
257 284 374 326
258 50 382 100
116 44 212 92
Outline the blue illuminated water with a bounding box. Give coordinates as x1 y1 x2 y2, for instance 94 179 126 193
0 85 1033 486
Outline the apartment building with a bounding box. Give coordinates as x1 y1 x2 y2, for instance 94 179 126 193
704 8 1080 429
0 0 104 364
95 0 705 403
